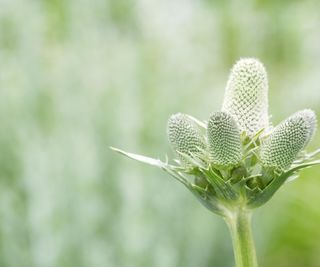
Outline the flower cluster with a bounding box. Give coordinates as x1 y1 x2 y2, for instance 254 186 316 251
112 58 320 215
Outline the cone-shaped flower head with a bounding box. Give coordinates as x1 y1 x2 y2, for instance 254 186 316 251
222 58 269 136
260 109 317 170
207 112 242 166
167 113 206 166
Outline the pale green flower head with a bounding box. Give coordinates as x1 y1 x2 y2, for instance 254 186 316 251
167 113 206 167
261 109 317 170
222 58 269 137
207 112 242 167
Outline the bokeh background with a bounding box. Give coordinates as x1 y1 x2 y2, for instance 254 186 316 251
1 0 320 266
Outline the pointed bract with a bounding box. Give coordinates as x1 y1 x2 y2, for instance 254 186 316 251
207 112 242 166
260 110 317 169
222 58 269 136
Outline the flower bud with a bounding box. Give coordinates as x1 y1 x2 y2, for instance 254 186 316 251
207 112 242 166
167 113 206 166
222 58 269 136
260 109 317 169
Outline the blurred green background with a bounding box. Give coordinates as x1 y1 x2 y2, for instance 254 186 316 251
1 0 320 266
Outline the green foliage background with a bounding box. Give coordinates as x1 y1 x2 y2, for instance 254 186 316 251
1 0 320 266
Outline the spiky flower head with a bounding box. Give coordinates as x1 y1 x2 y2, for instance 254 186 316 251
260 109 317 170
207 112 242 166
222 58 269 136
167 113 206 166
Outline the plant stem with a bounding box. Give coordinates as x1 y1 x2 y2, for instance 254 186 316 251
225 208 258 267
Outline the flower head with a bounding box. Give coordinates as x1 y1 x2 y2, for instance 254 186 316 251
222 58 269 136
207 112 242 166
260 109 317 169
167 113 206 167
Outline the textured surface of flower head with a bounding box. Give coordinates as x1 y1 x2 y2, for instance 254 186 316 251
167 113 206 165
222 58 269 136
207 112 242 166
260 110 316 169
300 109 317 147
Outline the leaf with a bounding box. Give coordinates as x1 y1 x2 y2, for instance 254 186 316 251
293 148 320 164
290 159 320 171
161 166 191 187
245 185 262 199
306 148 320 159
111 147 227 215
177 151 207 169
247 160 320 208
201 168 239 201
286 174 299 183
110 147 190 187
242 146 259 160
110 147 166 167
186 115 207 129
243 128 264 151
189 185 226 216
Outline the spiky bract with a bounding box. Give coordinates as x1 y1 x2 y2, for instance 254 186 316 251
167 113 206 166
260 109 316 170
207 112 242 166
222 58 269 136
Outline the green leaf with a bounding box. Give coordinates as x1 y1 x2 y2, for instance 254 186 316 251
290 160 320 173
111 147 228 216
247 160 320 208
186 115 207 129
201 168 239 201
111 147 167 167
189 185 226 216
176 151 207 169
243 128 265 151
293 148 320 164
110 147 190 187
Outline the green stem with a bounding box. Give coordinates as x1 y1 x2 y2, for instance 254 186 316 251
225 209 258 267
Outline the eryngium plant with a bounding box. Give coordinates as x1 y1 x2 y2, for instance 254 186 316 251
111 58 320 267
